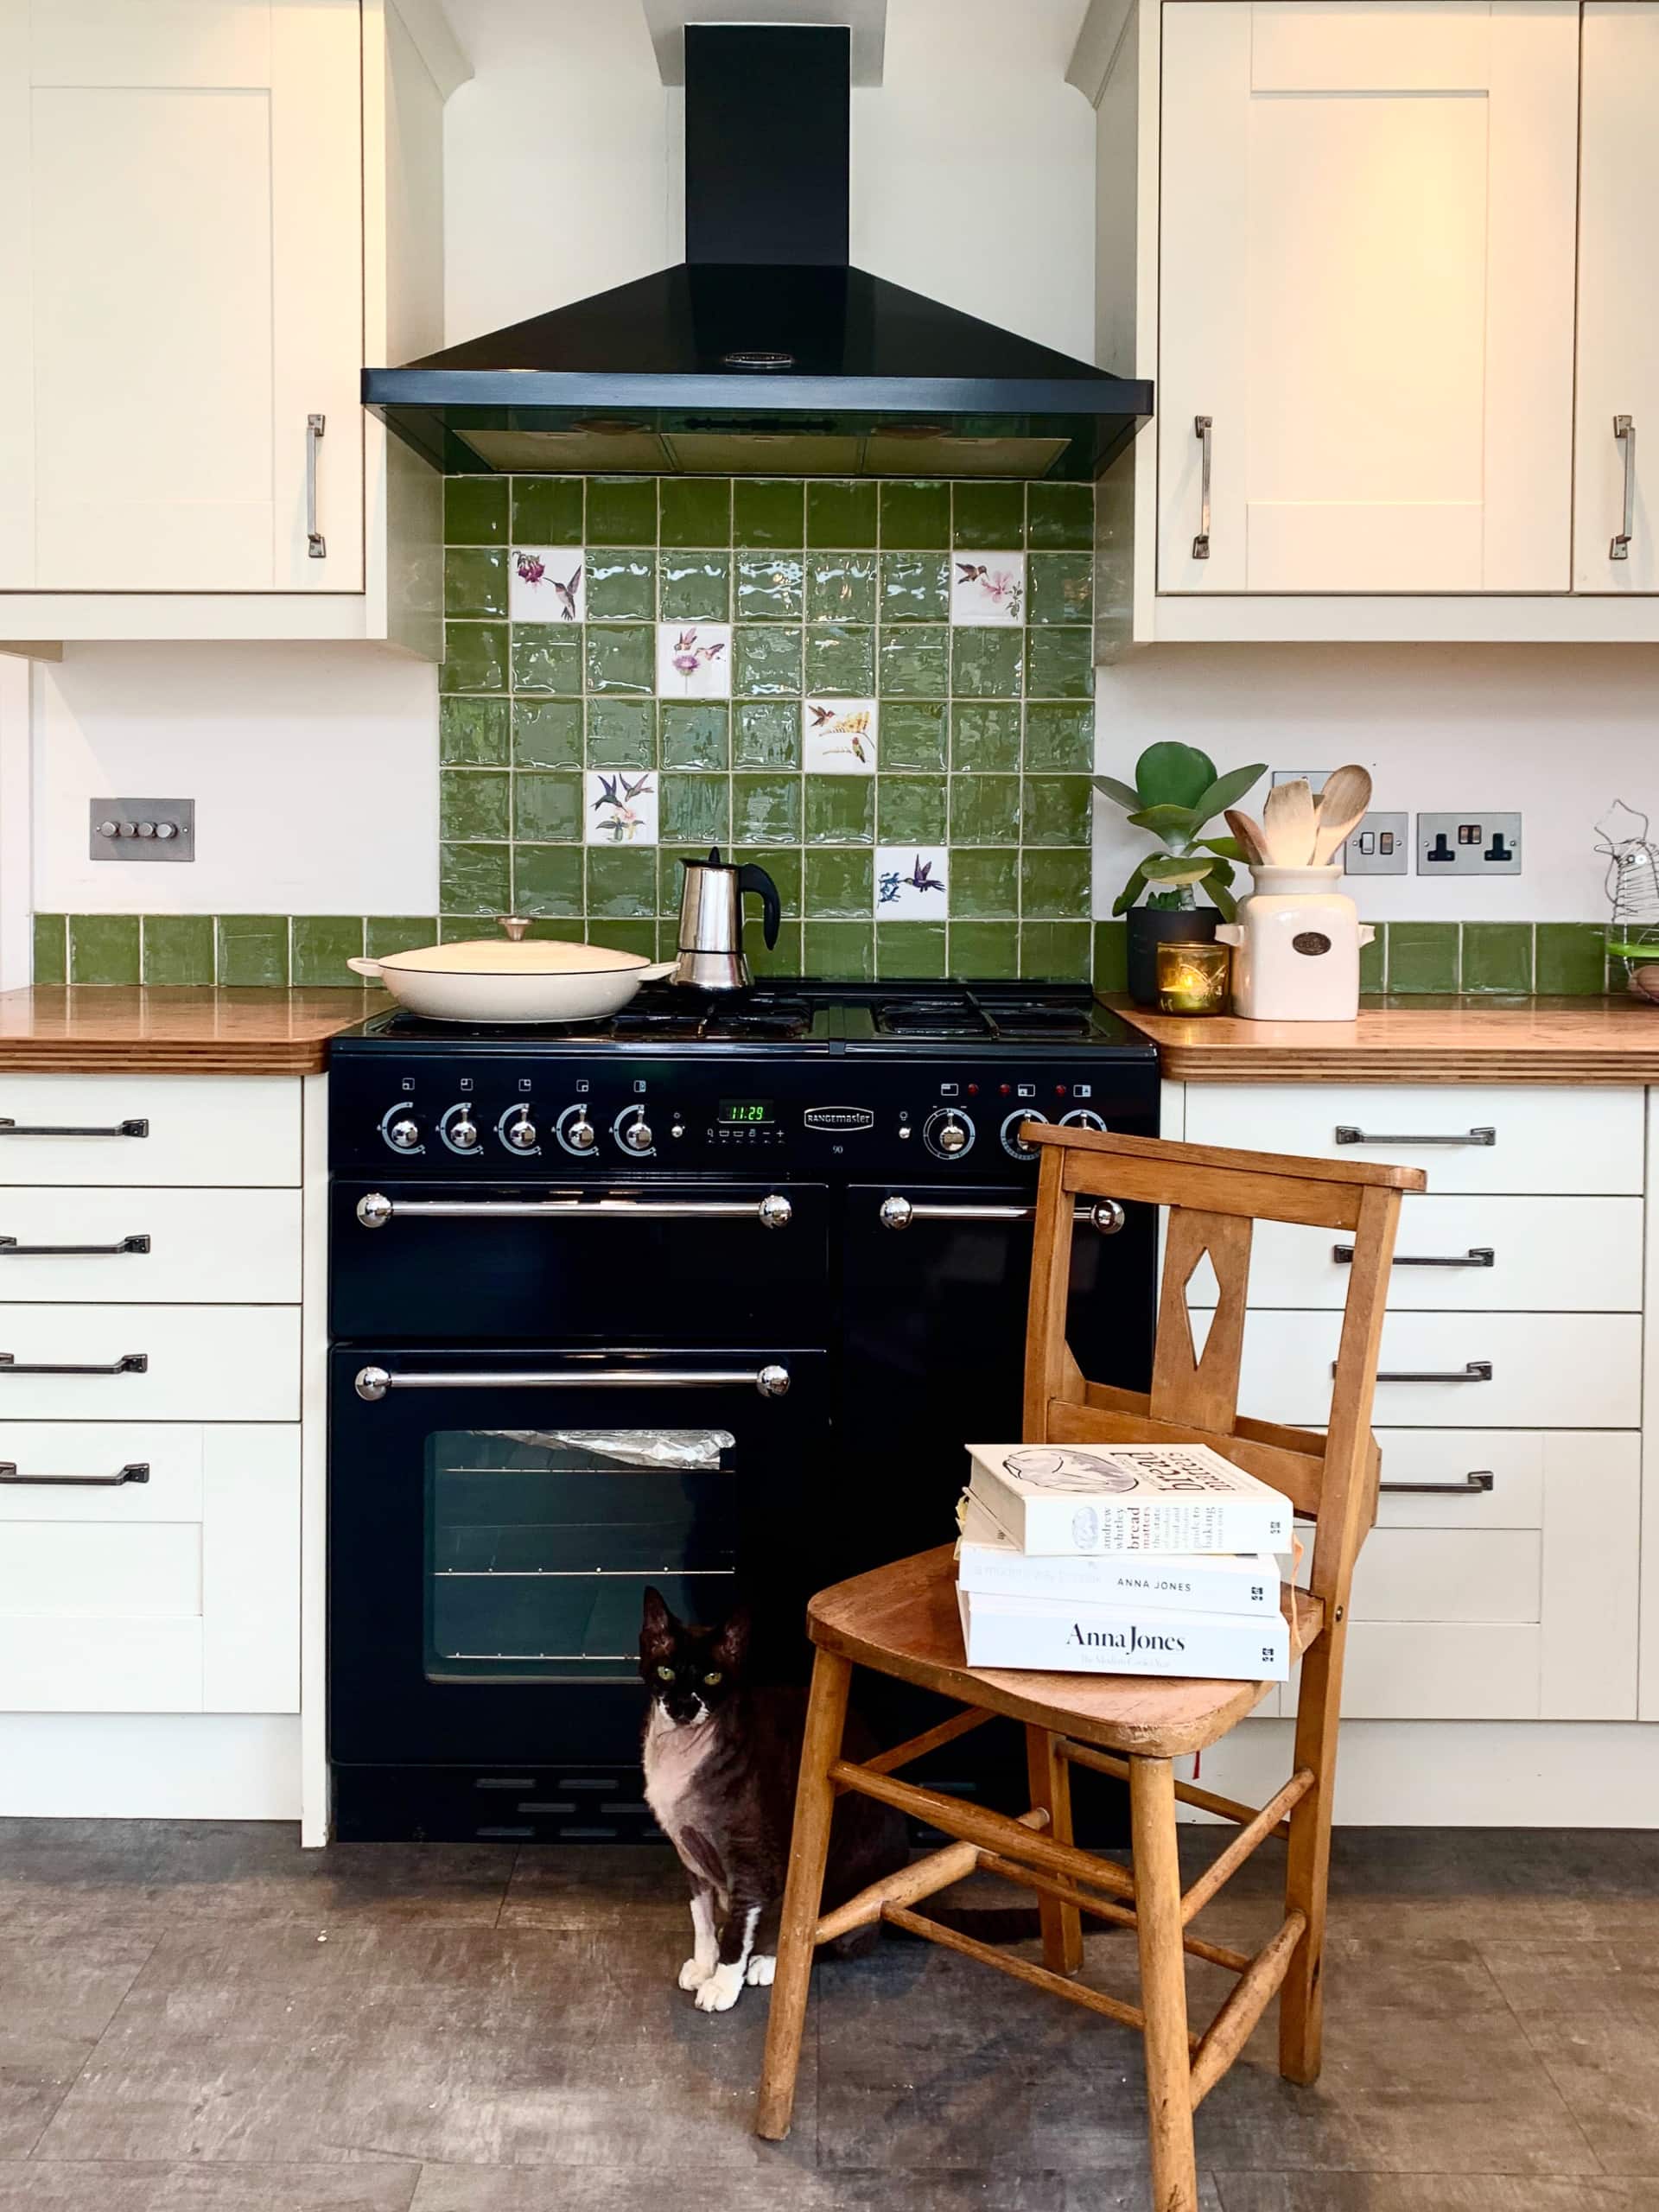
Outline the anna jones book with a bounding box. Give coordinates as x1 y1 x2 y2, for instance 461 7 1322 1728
966 1441 1292 1558
957 1493 1282 1618
957 1585 1291 1681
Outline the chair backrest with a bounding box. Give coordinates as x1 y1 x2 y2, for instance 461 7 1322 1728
1021 1124 1426 1609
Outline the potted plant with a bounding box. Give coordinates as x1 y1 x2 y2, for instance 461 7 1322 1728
1094 743 1268 1006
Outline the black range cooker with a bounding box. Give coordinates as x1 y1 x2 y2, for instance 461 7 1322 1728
327 982 1160 1843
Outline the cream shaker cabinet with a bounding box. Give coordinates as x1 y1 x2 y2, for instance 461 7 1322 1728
1156 0 1580 597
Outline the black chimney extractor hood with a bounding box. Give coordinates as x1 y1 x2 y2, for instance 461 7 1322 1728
364 24 1152 481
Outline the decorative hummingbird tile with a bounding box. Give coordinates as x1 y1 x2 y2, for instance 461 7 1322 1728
876 845 950 918
585 770 659 846
510 548 585 623
657 621 733 699
803 698 878 773
950 550 1025 626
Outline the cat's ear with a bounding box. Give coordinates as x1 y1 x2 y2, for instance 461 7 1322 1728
712 1605 752 1671
641 1586 676 1638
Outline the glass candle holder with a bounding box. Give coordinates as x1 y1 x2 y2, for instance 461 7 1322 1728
1155 938 1231 1016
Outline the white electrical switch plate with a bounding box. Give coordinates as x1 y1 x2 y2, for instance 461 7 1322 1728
1344 811 1409 876
89 798 195 862
1416 811 1522 876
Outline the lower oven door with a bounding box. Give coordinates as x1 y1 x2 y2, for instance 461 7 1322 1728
329 1347 827 1770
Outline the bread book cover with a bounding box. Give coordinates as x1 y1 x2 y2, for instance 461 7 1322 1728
957 1492 1284 1617
966 1441 1293 1557
957 1584 1291 1681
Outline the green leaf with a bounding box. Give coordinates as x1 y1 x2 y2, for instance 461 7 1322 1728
1125 803 1202 842
1141 854 1211 887
1090 774 1143 813
1188 761 1268 827
1198 835 1247 861
1198 856 1238 922
1110 861 1150 918
1134 741 1216 810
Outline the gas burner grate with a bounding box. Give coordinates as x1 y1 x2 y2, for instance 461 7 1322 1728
871 991 1094 1042
609 993 813 1043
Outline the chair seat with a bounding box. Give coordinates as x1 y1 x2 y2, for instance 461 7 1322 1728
807 1546 1325 1761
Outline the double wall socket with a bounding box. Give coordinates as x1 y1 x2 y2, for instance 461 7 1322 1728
1416 811 1522 875
89 798 194 862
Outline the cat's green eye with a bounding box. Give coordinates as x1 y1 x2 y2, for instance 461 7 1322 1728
702 1669 723 1687
655 1664 675 1681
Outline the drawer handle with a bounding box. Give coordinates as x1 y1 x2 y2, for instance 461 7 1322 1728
1343 1359 1491 1383
0 1117 148 1140
0 1352 147 1376
1334 1124 1494 1147
1334 1243 1492 1269
0 1460 149 1488
1192 413 1213 559
307 411 327 557
1611 413 1636 561
0 1234 150 1257
1380 1470 1495 1496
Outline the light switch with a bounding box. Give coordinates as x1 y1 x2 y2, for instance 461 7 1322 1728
90 799 194 862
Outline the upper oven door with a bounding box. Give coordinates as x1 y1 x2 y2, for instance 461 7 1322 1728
330 1179 830 1343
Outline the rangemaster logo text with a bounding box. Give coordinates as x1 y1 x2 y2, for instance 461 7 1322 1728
803 1106 874 1132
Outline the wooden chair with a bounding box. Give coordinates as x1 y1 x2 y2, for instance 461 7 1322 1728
755 1122 1426 2212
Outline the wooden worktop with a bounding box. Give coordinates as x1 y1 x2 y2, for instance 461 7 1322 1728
1113 994 1659 1084
0 987 384 1074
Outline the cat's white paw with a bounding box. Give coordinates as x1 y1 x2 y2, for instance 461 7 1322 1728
694 1962 746 2012
678 1955 715 1991
746 1952 776 1986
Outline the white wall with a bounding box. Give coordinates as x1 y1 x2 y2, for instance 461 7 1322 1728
1091 645 1659 924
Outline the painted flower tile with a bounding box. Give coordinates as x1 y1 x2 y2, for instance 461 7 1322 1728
586 770 658 845
657 621 732 698
950 550 1025 626
511 547 585 622
876 845 949 918
804 698 878 773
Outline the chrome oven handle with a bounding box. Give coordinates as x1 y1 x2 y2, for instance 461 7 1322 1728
1334 1124 1494 1147
355 1192 792 1230
0 1460 149 1487
1380 1470 1494 1496
878 1196 1124 1234
0 1234 150 1256
1192 414 1212 559
354 1363 791 1402
0 1351 147 1375
0 1117 148 1139
1612 413 1636 561
1334 1243 1492 1269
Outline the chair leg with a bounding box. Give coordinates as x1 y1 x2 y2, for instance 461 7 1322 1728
1024 1725 1083 1975
1129 1755 1198 2212
1280 1642 1339 2084
755 1646 851 2142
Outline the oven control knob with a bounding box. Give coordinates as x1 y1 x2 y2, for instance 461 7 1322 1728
382 1110 422 1153
499 1107 539 1152
1001 1108 1049 1158
613 1104 655 1155
441 1105 480 1154
624 1117 654 1153
1060 1109 1107 1134
563 1109 597 1153
924 1108 976 1160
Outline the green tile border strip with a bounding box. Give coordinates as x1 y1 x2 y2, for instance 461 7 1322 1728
1086 918 1620 1001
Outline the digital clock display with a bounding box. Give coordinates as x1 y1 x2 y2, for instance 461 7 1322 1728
719 1100 773 1124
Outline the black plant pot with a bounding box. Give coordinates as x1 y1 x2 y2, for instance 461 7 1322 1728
1126 906 1219 1008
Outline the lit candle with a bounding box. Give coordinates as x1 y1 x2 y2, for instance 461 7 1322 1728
1155 939 1230 1017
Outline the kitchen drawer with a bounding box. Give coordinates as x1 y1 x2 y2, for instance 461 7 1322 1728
1236 1311 1640 1428
1183 1084 1643 1195
0 1076 299 1186
0 1421 207 1519
1353 1530 1539 1624
1339 1625 1543 1720
1189 1196 1641 1313
0 1188 301 1304
0 1306 297 1421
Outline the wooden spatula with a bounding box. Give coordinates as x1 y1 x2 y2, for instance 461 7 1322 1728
1312 764 1373 865
1224 807 1268 864
1262 778 1317 866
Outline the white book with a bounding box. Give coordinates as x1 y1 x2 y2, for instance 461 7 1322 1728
957 1584 1290 1681
966 1440 1292 1558
957 1492 1282 1618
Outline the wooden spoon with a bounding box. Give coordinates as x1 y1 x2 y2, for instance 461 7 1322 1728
1262 778 1317 866
1224 807 1268 864
1311 764 1374 864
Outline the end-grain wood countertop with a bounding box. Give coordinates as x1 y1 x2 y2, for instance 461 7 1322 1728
1111 994 1659 1084
0 987 385 1075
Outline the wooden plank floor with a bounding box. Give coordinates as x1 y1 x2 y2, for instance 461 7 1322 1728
0 1820 1654 2207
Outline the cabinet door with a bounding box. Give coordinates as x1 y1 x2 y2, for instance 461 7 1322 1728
1575 3 1659 594
0 0 362 594
1158 2 1578 595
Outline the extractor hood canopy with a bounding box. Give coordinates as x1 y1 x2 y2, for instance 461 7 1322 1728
364 24 1152 481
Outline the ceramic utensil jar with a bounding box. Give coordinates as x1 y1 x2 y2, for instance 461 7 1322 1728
1216 865 1375 1020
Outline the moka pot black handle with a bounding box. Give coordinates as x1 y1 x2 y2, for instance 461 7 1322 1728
735 861 781 950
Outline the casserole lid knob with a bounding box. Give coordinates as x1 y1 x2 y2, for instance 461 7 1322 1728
496 914 532 942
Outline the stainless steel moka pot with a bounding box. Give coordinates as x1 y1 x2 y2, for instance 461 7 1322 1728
671 848 782 991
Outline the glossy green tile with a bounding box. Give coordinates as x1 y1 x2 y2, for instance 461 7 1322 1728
806 479 877 547
950 775 1020 844
1023 775 1092 847
804 920 874 979
804 776 874 845
513 771 582 843
1024 702 1094 772
659 772 730 846
806 550 876 625
512 843 584 918
442 769 511 843
950 702 1021 772
600 918 659 959
948 921 1019 978
440 622 508 694
876 921 947 977
444 547 507 620
586 623 654 695
365 917 437 959
735 553 803 620
69 915 140 985
877 776 949 844
442 696 511 766
510 627 582 696
1020 921 1091 980
512 698 583 768
748 918 804 976
727 846 802 915
1359 922 1385 994
733 772 801 843
880 550 950 622
659 477 731 548
1092 918 1128 993
32 913 66 986
1534 922 1605 995
585 475 656 545
1027 626 1093 699
878 626 949 698
951 849 1019 918
512 477 583 546
1028 482 1094 550
587 698 656 766
586 550 655 620
951 627 1023 699
733 478 804 548
953 480 1025 549
291 916 366 987
1388 920 1460 994
216 915 289 988
879 701 947 770
660 702 729 770
734 699 800 767
440 842 512 916
445 476 509 545
586 846 658 918
879 480 950 549
805 847 874 918
1460 921 1533 995
660 552 731 623
1021 848 1090 918
1027 550 1094 626
140 914 214 986
734 625 802 696
804 623 874 695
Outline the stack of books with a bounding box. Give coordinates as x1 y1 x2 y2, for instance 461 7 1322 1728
956 1441 1296 1681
